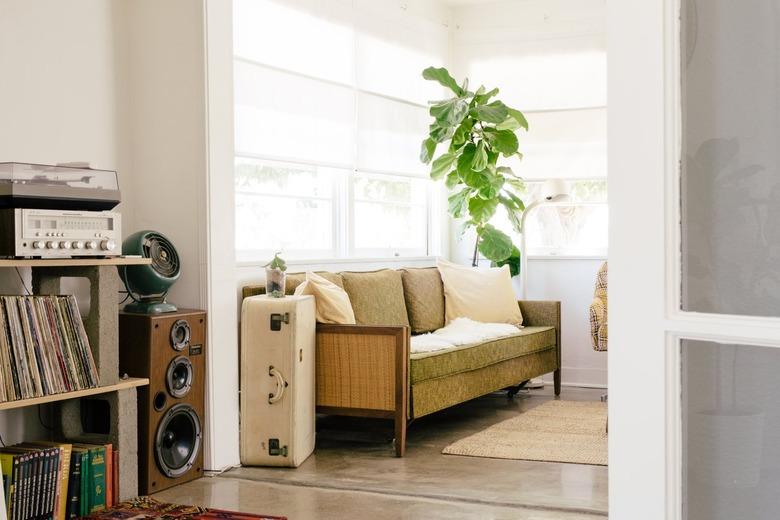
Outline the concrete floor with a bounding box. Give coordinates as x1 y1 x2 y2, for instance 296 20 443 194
155 386 608 519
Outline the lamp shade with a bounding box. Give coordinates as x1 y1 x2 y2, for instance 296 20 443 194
540 179 570 202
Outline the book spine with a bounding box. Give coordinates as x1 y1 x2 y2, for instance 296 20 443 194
66 452 81 520
46 448 58 520
79 450 89 517
87 447 106 512
103 445 112 509
111 450 118 507
19 454 30 520
9 456 19 520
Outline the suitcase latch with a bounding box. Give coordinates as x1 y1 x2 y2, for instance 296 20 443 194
270 312 290 331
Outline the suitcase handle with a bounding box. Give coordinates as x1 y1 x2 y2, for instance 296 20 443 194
268 366 288 404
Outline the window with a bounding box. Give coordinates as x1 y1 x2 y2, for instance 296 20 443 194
456 25 608 257
233 0 448 262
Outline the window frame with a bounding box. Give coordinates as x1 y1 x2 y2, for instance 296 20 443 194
233 34 441 263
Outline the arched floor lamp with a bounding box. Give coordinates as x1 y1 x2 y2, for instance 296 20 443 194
520 178 570 389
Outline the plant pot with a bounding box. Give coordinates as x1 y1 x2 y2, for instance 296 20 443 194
265 268 286 298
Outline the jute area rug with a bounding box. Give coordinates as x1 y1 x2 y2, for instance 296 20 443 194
442 400 608 466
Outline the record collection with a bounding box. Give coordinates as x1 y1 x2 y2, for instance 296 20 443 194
0 440 120 520
0 295 99 403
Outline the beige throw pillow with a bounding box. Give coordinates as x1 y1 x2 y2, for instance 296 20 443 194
294 272 356 324
436 259 523 325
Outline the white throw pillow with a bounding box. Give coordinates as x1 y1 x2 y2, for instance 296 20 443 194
294 272 356 324
436 259 523 325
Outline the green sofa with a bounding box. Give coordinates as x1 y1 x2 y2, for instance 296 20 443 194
242 267 561 456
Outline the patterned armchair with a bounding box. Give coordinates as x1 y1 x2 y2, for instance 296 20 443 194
589 262 608 352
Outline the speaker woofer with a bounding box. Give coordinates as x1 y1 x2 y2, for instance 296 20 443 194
170 320 191 351
155 404 202 478
166 356 193 398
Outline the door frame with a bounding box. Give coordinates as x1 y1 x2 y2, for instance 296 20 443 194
609 0 780 517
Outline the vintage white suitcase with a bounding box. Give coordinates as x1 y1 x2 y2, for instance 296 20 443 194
240 294 316 467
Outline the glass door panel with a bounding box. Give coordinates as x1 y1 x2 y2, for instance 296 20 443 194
680 0 780 316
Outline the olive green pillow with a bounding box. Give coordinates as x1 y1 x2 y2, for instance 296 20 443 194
401 267 445 334
284 271 343 295
341 269 410 327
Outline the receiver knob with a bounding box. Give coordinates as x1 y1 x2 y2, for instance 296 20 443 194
100 239 116 252
59 241 72 250
71 241 84 249
32 241 45 249
46 241 59 249
85 240 98 250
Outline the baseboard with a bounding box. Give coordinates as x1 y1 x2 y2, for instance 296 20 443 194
540 367 607 389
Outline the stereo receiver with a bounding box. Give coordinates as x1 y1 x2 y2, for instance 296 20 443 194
0 208 121 258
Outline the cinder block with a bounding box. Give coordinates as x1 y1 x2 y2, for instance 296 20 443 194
58 387 139 500
32 265 121 385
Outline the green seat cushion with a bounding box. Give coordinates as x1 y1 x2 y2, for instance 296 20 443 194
401 267 445 334
341 269 410 327
410 326 556 384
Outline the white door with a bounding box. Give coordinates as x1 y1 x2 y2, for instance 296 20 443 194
609 0 780 518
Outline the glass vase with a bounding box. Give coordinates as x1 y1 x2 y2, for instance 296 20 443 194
265 268 286 298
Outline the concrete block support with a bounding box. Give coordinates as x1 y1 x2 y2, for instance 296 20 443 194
32 265 121 385
58 387 139 500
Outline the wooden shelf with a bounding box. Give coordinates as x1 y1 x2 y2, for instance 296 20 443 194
0 257 151 267
0 377 149 411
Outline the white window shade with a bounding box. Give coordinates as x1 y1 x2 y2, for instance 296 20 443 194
233 0 354 85
354 4 448 104
234 61 355 166
457 35 606 111
507 107 607 179
356 93 429 176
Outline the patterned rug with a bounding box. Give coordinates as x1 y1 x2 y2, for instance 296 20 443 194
442 400 608 465
83 496 286 520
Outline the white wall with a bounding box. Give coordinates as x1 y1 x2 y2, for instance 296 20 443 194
0 0 124 442
449 0 608 387
0 0 237 469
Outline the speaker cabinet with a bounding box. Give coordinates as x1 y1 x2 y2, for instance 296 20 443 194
119 309 206 494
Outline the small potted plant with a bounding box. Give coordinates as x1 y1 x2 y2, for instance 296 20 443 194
264 252 287 298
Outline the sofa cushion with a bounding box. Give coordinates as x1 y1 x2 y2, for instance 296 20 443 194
401 267 445 334
341 269 410 327
293 272 356 324
409 326 556 384
437 259 523 325
285 271 344 295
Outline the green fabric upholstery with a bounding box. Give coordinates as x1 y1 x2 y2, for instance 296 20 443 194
341 269 410 327
410 326 556 384
411 348 559 418
400 267 445 334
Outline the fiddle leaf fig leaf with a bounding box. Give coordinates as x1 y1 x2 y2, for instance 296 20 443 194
445 170 460 189
422 66 464 96
430 153 457 180
456 143 477 177
489 130 519 156
471 141 488 172
494 245 521 276
471 100 509 124
474 87 499 105
478 224 513 262
448 187 472 218
430 97 470 127
508 107 528 130
468 197 498 224
420 137 437 164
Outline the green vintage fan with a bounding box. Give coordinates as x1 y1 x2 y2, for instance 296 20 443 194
119 230 181 314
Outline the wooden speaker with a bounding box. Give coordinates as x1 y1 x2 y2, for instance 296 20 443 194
119 309 206 494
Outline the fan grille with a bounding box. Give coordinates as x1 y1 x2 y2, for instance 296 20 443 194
142 233 180 278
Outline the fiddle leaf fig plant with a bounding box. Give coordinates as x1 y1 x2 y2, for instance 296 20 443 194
420 66 528 274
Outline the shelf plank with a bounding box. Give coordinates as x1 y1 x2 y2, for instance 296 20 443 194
0 257 151 267
0 377 150 410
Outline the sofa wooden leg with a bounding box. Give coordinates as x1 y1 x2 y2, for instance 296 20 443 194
394 413 407 457
554 368 562 396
